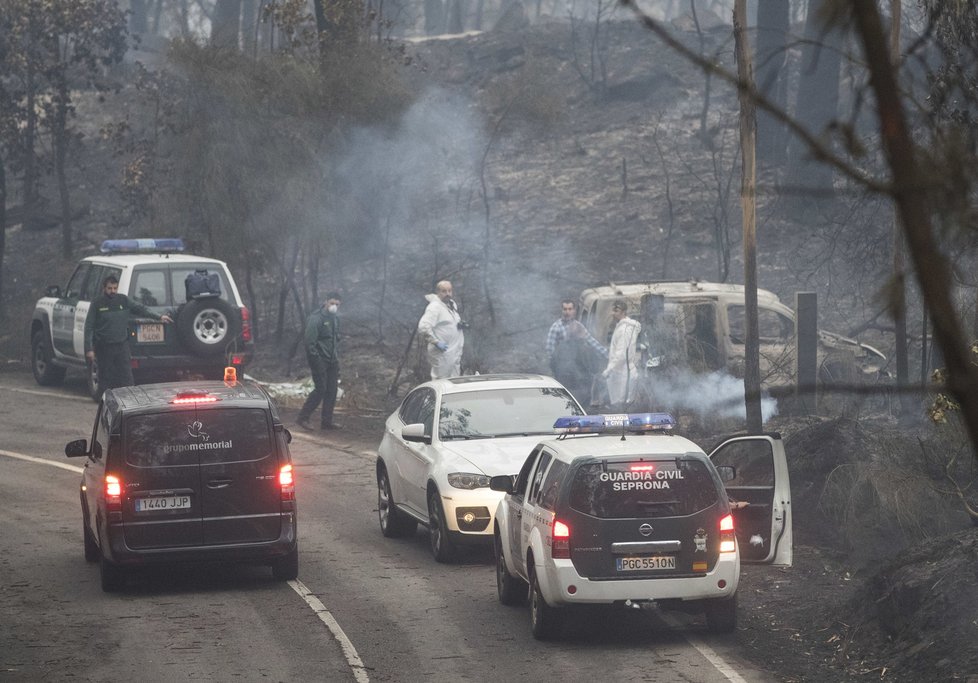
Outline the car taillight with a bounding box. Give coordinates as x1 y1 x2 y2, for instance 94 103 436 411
719 514 736 553
105 474 123 518
279 464 295 502
241 306 252 342
552 519 570 559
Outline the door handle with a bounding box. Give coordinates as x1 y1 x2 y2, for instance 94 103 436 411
207 479 232 489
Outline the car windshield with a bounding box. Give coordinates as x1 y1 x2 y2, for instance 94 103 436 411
438 387 582 440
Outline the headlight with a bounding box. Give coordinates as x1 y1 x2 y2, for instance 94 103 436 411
447 472 490 490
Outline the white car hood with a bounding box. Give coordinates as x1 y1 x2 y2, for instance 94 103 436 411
438 436 548 476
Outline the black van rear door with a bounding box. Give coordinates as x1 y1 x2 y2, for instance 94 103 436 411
120 410 205 549
197 407 281 545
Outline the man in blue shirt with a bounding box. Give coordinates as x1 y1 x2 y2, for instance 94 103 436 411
545 300 606 405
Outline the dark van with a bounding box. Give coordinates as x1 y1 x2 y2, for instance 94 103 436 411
66 379 298 592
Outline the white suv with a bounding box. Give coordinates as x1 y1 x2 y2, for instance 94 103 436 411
30 238 254 399
490 413 792 639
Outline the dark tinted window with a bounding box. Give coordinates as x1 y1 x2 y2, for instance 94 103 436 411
438 387 582 440
81 266 106 301
64 263 91 299
568 458 720 519
131 269 167 306
538 459 568 511
399 389 425 424
92 404 109 460
711 439 774 486
124 408 273 467
513 448 542 498
528 452 553 504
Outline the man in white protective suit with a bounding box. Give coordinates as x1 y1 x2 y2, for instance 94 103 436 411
602 299 642 410
418 280 465 379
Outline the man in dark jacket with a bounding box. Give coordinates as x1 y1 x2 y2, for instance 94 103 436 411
297 292 342 431
84 274 173 390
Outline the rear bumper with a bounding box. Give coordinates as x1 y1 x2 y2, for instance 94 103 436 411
540 552 740 606
103 514 296 567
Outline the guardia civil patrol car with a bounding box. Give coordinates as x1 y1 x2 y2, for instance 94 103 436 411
31 238 254 399
489 413 792 639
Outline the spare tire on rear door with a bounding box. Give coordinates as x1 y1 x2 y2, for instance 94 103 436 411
177 297 240 356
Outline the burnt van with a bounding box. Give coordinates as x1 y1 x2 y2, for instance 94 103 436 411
65 379 298 592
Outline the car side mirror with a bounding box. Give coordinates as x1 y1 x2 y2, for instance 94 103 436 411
716 465 736 483
489 474 516 494
65 439 88 458
46 285 62 297
401 423 431 445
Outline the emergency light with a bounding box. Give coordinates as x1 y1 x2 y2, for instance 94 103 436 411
100 238 185 254
553 413 676 434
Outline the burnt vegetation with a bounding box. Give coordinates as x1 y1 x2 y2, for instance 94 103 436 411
2 0 978 679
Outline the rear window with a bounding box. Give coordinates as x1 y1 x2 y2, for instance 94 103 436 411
568 458 720 519
124 408 273 467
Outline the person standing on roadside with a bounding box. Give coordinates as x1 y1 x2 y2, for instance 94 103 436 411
84 274 173 391
418 280 465 379
602 299 642 411
297 292 342 431
545 299 607 372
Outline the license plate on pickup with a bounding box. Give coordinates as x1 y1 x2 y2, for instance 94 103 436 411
136 322 164 343
135 496 191 512
616 555 676 572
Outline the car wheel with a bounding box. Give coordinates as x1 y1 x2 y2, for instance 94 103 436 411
529 567 558 640
495 531 527 606
377 466 417 538
704 595 737 634
83 516 99 563
427 489 457 563
31 330 66 386
86 358 103 401
177 298 240 356
99 553 126 593
272 547 299 581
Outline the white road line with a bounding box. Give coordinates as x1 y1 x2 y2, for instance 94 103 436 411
0 384 91 402
289 579 370 683
0 449 84 473
3 449 370 682
660 612 748 683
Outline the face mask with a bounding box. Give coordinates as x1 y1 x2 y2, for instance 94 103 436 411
327 304 338 314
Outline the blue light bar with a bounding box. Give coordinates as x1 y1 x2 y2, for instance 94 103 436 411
553 413 676 434
100 238 185 254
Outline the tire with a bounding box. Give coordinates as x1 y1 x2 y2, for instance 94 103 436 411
177 298 240 356
31 330 66 386
529 567 559 640
427 489 457 563
704 595 737 634
83 516 99 563
86 358 103 402
100 554 126 593
272 547 299 581
378 465 418 538
495 531 527 606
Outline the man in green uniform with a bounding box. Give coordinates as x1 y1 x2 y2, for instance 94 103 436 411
84 274 173 391
297 292 342 431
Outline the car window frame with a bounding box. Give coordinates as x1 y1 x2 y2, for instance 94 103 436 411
64 262 92 300
527 450 553 505
512 447 543 499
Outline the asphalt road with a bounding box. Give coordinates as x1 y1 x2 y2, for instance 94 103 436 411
0 369 779 682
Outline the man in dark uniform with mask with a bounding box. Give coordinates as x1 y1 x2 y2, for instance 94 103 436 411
297 292 342 431
84 274 173 391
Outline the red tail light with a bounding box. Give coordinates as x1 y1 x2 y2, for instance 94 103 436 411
552 519 570 559
719 514 736 553
105 474 123 518
279 464 295 502
241 306 252 342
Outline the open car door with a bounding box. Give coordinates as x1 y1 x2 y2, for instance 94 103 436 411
709 434 792 566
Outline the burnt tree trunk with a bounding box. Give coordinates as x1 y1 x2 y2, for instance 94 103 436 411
755 0 789 169
53 69 72 258
211 0 242 50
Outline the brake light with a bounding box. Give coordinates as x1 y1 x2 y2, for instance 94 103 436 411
279 464 295 502
552 519 570 559
719 514 736 553
171 393 219 404
105 475 123 517
630 464 655 472
241 306 252 342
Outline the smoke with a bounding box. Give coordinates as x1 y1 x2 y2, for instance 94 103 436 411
648 369 779 423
